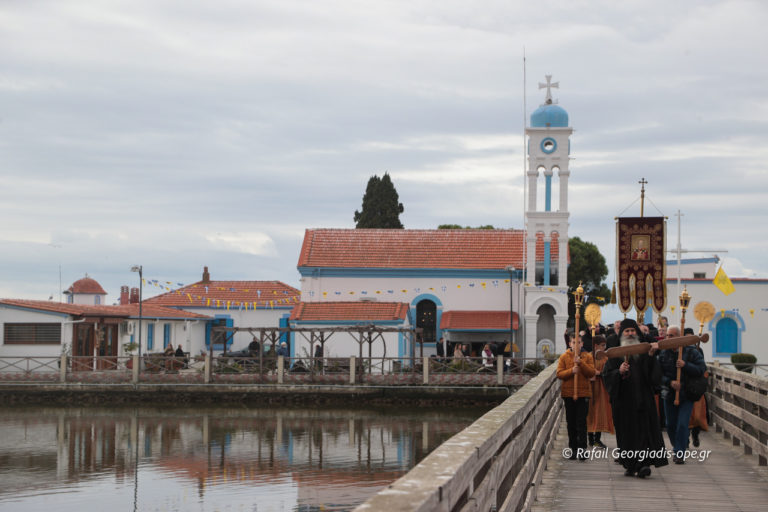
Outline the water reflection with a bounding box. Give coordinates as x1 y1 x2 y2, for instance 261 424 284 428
0 404 488 511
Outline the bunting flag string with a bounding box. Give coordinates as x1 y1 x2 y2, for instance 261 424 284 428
135 275 768 314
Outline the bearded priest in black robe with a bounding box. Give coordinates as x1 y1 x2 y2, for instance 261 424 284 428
603 318 669 478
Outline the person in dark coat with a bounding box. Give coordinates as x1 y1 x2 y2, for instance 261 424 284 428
436 337 445 358
659 325 706 463
606 320 622 348
603 318 669 478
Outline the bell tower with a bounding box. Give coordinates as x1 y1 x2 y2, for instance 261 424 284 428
523 75 572 361
525 75 572 287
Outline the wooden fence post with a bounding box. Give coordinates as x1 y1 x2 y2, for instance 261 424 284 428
132 354 139 384
497 355 504 385
277 356 284 384
60 354 67 383
423 356 429 385
204 354 211 384
350 356 356 384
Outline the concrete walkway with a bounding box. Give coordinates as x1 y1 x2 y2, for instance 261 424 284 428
532 419 768 512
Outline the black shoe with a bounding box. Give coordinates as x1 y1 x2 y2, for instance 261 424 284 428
692 431 700 447
624 468 636 477
594 440 607 448
637 466 651 478
569 453 577 460
673 456 685 465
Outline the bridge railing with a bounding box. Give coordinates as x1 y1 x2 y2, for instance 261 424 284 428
356 363 562 512
708 362 768 379
708 363 768 466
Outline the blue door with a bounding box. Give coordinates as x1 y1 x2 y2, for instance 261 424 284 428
715 318 738 354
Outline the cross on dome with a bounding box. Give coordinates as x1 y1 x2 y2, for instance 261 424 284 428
538 75 559 104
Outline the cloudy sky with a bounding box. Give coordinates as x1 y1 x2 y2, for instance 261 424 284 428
2 0 767 304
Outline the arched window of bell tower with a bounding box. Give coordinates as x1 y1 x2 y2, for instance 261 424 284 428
536 165 546 211
550 166 560 211
549 231 560 286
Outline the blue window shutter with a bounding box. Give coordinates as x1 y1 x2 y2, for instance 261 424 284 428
207 315 232 350
147 324 154 351
716 318 738 354
226 317 234 346
163 324 171 348
279 315 289 347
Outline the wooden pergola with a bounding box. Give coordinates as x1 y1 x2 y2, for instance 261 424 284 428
212 324 424 370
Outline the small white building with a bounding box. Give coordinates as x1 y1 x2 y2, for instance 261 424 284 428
647 257 768 364
143 267 300 356
0 298 209 363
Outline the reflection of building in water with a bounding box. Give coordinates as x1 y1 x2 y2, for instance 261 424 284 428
0 406 481 508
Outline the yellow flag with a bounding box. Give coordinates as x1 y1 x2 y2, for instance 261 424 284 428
713 266 735 296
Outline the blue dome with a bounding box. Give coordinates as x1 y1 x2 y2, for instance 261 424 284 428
530 104 569 128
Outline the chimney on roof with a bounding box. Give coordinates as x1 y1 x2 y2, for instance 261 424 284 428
129 287 139 304
120 286 129 305
202 266 211 284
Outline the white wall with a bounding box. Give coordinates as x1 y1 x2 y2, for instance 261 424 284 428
0 306 73 359
650 279 768 364
179 307 292 353
665 260 718 280
300 275 511 312
68 293 107 305
123 318 207 357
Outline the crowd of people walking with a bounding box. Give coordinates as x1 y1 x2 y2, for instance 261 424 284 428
557 315 710 478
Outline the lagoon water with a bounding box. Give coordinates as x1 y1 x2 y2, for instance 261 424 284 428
0 404 488 511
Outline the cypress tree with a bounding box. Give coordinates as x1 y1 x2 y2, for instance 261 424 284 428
353 173 404 228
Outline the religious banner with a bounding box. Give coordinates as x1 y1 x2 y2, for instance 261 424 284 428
616 217 667 314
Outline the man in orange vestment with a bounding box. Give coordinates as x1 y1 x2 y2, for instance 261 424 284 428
588 335 614 448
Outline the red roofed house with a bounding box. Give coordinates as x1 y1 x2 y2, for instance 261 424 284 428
0 276 210 365
293 82 575 360
143 267 300 356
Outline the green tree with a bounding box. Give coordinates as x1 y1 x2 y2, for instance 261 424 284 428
354 173 404 228
437 224 497 229
567 236 611 326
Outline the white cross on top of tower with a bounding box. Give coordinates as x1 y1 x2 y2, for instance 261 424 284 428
538 75 559 104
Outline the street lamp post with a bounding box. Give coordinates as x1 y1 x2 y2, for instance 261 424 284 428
505 266 517 358
130 265 143 359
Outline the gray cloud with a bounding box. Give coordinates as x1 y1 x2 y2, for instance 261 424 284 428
1 0 767 302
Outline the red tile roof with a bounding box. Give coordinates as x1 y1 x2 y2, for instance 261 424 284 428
290 301 409 322
440 310 519 330
0 299 209 320
67 277 107 295
143 280 300 309
297 229 565 269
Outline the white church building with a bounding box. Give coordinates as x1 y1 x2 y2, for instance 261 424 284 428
290 77 574 361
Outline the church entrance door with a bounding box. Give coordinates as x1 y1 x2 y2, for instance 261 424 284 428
73 323 95 371
416 300 437 344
